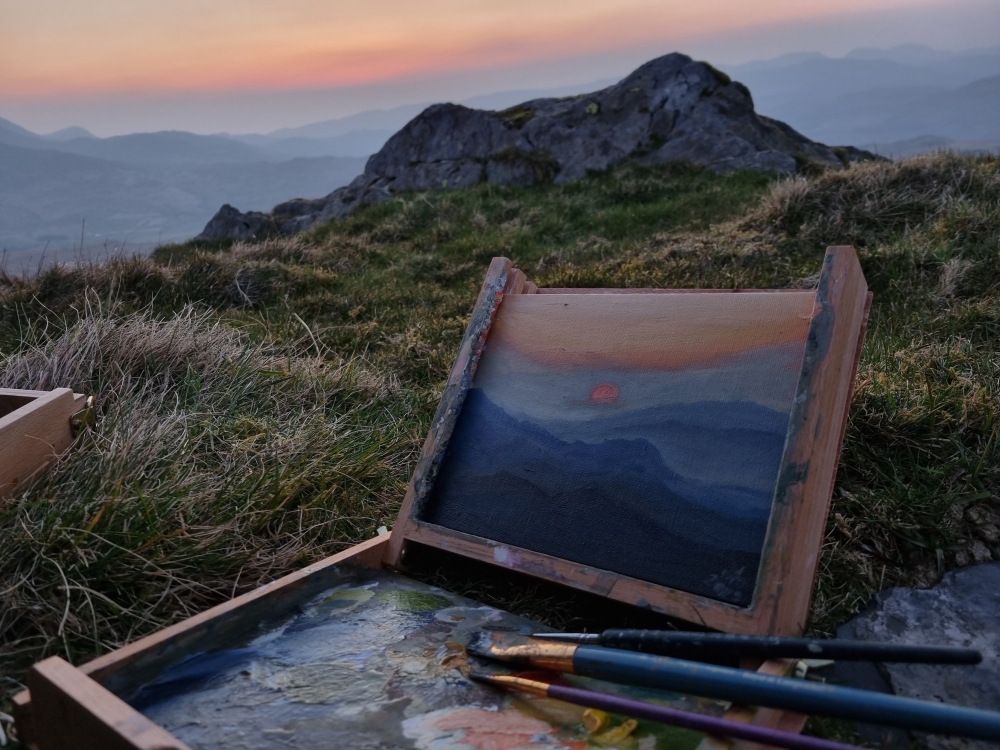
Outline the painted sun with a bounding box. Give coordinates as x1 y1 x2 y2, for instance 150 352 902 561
589 382 619 404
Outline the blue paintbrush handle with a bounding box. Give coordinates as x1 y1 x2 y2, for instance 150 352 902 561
573 646 1000 740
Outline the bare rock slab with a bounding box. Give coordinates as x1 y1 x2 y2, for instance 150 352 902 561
834 562 1000 750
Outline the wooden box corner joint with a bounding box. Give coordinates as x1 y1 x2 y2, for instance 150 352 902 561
0 388 92 499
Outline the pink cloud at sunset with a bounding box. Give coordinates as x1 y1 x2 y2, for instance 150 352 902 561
0 0 956 96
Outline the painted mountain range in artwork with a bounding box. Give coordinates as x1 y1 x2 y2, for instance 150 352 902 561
424 388 787 605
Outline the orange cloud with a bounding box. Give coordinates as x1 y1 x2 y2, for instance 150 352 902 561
1 0 916 96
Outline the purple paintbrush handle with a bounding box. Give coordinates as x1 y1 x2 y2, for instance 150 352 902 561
546 682 859 750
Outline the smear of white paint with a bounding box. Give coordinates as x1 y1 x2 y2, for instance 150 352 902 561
493 546 518 568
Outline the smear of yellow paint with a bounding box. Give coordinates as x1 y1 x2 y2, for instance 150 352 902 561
592 718 639 746
582 707 610 733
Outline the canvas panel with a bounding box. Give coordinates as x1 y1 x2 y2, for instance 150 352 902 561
420 292 815 607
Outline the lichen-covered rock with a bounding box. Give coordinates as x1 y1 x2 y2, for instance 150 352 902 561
196 52 877 240
833 563 1000 750
194 204 275 241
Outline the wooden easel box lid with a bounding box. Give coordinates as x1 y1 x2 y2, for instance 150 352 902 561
1 387 91 499
385 247 871 637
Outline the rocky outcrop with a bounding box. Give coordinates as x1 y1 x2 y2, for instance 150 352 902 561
194 204 275 241
198 52 876 240
830 563 1000 750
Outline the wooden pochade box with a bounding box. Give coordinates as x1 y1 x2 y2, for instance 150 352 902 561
1 388 92 499
14 246 870 750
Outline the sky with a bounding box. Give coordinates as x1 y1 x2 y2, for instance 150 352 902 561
2 0 998 136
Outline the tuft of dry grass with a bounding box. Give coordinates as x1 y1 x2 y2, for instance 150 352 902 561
0 301 414 701
747 152 1000 249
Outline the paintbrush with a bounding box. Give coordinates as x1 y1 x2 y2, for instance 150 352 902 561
466 632 1000 740
470 671 861 750
530 629 982 664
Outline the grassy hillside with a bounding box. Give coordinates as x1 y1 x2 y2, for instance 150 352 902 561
2 155 999 742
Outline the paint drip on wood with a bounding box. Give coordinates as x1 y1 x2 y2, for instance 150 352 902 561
124 567 717 749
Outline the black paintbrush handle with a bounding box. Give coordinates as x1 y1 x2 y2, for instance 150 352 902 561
600 630 982 664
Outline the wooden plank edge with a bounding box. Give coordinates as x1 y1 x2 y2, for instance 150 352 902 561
28 656 192 750
0 388 71 400
13 533 390 742
399 521 773 634
535 288 810 294
801 290 872 609
10 689 37 750
504 268 527 294
0 388 70 431
754 246 869 636
775 246 868 635
0 388 77 499
384 256 513 567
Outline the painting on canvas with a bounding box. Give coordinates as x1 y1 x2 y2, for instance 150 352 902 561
421 292 815 606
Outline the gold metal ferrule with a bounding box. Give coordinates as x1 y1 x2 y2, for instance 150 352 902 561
481 673 552 697
487 641 577 673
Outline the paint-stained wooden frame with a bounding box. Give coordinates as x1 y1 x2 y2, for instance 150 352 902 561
386 247 871 637
1 388 90 498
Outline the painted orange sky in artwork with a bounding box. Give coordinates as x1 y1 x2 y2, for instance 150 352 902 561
1 0 924 97
488 293 816 371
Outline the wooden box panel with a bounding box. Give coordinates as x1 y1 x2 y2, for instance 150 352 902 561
0 387 89 498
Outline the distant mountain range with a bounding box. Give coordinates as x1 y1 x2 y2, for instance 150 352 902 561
0 119 367 262
0 80 616 262
721 43 1000 155
2 45 997 261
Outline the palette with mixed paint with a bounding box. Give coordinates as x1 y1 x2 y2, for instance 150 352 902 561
119 567 718 750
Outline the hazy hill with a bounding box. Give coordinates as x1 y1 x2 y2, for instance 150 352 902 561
0 121 280 164
0 128 365 261
722 45 1000 153
43 126 97 141
808 75 1000 145
223 80 618 160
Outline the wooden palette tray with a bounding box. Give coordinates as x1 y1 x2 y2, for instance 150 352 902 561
14 536 808 750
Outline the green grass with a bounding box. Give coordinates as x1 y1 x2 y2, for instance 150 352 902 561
2 155 1000 745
